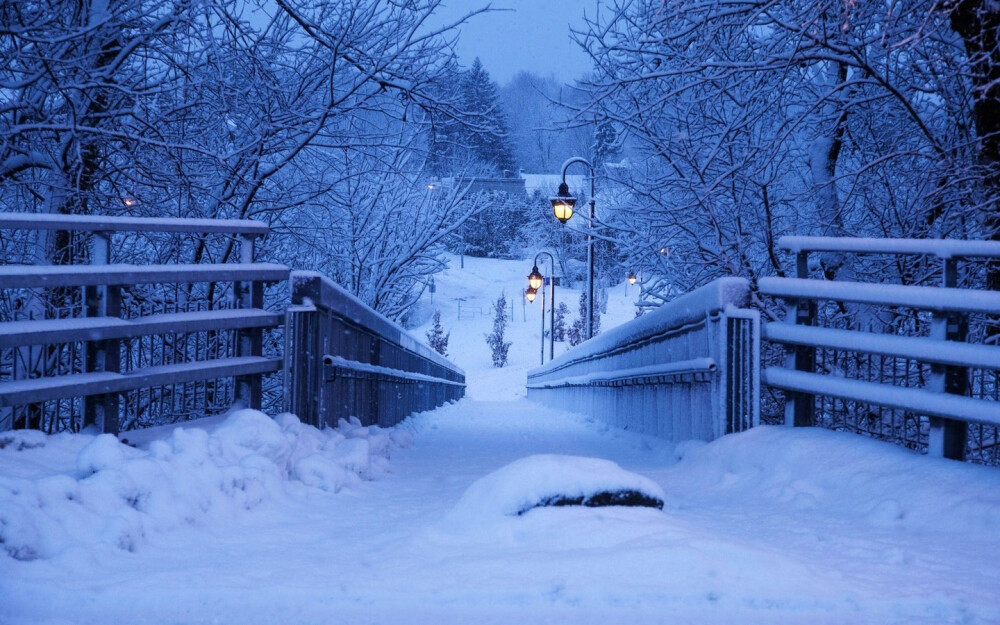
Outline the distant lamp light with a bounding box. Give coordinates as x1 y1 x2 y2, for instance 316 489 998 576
123 196 136 207
549 182 576 224
525 287 537 303
427 183 435 190
527 265 544 290
628 272 637 285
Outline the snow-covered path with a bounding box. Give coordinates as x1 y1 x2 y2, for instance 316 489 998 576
3 254 1000 624
3 394 1000 624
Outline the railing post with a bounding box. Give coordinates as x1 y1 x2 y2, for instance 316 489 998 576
285 275 322 426
235 234 263 409
784 251 816 427
927 257 969 459
83 231 121 435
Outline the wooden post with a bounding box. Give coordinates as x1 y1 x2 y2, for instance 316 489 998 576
285 276 322 426
927 257 969 459
784 251 816 427
83 231 121 434
235 234 263 409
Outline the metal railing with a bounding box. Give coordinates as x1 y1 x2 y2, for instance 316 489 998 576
759 236 1000 464
284 272 465 428
0 213 287 434
527 278 760 442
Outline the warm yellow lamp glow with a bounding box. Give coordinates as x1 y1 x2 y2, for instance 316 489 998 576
549 182 576 224
528 265 544 290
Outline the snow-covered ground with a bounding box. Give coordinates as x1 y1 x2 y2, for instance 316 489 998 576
2 255 999 624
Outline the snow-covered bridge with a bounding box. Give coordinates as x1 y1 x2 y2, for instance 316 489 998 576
2 214 1000 622
2 387 999 623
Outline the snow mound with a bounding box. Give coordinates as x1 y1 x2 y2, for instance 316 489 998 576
0 411 409 561
446 454 665 527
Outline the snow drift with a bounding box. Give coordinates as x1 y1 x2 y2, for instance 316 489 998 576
0 410 408 561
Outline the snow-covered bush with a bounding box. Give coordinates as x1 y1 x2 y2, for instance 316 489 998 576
553 302 569 342
485 293 512 367
426 310 450 357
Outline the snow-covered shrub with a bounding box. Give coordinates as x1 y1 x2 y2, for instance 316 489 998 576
485 293 512 367
426 310 450 357
553 302 569 342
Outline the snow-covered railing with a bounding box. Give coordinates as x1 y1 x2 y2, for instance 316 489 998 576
284 272 465 428
760 236 1000 463
0 213 287 435
527 278 759 442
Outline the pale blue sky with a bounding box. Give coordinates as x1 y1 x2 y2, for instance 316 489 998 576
432 1 597 85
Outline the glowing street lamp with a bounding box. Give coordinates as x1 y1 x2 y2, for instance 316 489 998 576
526 251 557 364
549 157 596 340
549 182 576 224
525 287 537 303
527 265 544 290
628 272 637 285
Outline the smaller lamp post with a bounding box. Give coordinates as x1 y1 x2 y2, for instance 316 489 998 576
527 252 557 364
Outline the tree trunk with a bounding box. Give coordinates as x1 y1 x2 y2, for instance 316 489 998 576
950 1 1000 328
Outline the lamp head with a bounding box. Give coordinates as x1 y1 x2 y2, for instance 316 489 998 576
549 182 576 224
628 272 637 285
528 265 544 290
525 287 537 303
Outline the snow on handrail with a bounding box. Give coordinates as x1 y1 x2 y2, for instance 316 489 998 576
0 263 289 289
763 323 1000 370
0 212 270 235
758 277 1000 314
291 271 463 376
778 236 1000 258
529 278 749 379
763 367 1000 427
322 356 466 387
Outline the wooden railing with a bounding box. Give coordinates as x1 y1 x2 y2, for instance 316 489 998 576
527 278 759 442
0 213 287 434
284 272 464 428
759 236 1000 463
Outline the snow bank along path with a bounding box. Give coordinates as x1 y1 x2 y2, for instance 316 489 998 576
2 396 999 624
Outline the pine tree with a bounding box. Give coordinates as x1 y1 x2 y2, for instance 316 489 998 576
553 302 569 342
460 58 516 175
426 310 449 357
567 291 600 347
592 119 621 166
485 293 512 367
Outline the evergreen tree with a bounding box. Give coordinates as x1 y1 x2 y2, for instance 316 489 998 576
461 58 517 175
592 119 621 166
553 302 569 342
426 310 449 357
485 293 512 367
567 291 600 347
460 190 531 259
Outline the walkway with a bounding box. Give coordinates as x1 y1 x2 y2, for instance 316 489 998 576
3 393 999 624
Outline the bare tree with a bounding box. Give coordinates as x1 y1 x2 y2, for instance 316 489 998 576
575 0 986 310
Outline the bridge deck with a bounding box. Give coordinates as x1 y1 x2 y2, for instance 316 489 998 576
2 396 998 623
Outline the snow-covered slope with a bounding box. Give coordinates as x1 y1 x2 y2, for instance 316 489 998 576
1 255 998 624
407 253 638 400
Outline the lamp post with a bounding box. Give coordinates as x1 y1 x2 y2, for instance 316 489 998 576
527 251 557 364
550 157 596 340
